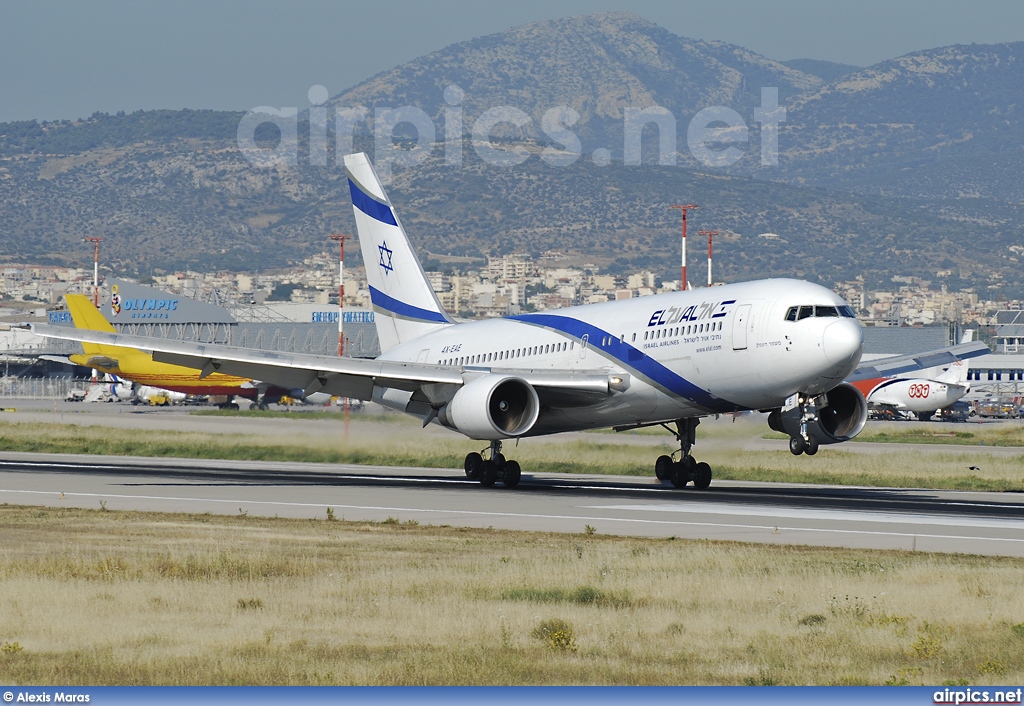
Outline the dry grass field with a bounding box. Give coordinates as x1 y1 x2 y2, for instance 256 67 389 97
854 425 1024 447
0 505 1023 685
2 415 1023 491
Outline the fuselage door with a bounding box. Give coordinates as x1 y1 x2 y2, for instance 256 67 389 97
732 304 751 350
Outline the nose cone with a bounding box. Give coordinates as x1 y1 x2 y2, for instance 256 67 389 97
822 319 863 368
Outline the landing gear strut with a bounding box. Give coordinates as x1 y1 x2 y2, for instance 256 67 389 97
655 418 713 490
464 440 521 489
788 395 820 456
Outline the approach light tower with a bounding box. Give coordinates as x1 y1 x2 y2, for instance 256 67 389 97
670 205 699 290
698 230 718 287
329 234 350 357
83 237 104 306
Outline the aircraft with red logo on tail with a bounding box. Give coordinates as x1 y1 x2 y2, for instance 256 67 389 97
850 332 975 421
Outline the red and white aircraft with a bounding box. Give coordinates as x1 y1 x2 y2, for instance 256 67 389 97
851 332 975 420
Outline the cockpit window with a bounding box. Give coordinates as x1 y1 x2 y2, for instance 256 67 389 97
787 304 858 320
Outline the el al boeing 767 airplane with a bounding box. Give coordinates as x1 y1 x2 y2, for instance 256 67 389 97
33 153 987 490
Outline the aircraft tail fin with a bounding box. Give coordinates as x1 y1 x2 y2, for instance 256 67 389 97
934 331 975 385
343 152 452 354
65 294 143 362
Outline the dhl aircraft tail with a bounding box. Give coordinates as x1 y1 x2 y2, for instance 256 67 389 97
65 294 146 368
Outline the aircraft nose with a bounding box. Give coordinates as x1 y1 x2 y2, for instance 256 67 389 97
822 319 863 366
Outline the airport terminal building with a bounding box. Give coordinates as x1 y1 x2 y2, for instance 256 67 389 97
4 279 1022 400
45 278 380 359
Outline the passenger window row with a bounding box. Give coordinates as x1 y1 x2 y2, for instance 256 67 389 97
438 316 728 367
644 320 723 340
440 341 573 366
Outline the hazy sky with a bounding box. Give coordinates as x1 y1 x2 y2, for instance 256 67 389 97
2 0 1022 123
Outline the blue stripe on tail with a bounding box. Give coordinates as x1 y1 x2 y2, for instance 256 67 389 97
369 286 450 324
348 180 398 226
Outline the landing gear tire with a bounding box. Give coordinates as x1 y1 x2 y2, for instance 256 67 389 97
474 441 523 489
655 455 673 481
249 402 258 410
503 460 521 489
464 452 483 480
670 458 693 488
480 460 499 487
656 418 716 490
805 435 819 456
693 461 712 490
789 435 807 455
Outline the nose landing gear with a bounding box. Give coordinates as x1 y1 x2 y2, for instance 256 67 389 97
788 395 820 456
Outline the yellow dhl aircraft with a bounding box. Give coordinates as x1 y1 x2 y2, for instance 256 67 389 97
64 294 275 408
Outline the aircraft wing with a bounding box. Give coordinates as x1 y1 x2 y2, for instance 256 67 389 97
31 325 620 407
847 340 989 382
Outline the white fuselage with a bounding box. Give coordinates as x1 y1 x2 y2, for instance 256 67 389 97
107 376 186 404
855 359 971 413
377 278 863 434
864 379 967 413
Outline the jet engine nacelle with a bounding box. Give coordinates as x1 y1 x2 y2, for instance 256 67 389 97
767 382 867 445
441 374 540 440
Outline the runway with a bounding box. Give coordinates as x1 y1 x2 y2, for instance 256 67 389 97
2 451 1023 557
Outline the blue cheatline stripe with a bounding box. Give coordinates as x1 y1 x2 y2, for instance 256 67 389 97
369 285 450 324
348 179 398 226
509 313 741 413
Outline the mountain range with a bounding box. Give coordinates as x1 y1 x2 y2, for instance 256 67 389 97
0 12 1021 297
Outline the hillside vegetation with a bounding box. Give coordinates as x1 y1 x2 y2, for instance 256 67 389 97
1 13 1021 294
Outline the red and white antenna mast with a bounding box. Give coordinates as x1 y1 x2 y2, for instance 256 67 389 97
670 205 699 290
329 234 350 357
83 237 104 306
698 230 718 287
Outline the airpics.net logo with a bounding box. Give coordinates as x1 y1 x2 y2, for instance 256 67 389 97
236 84 786 182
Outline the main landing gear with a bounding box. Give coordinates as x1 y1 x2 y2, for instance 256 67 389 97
654 418 713 490
464 440 521 489
788 396 820 456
